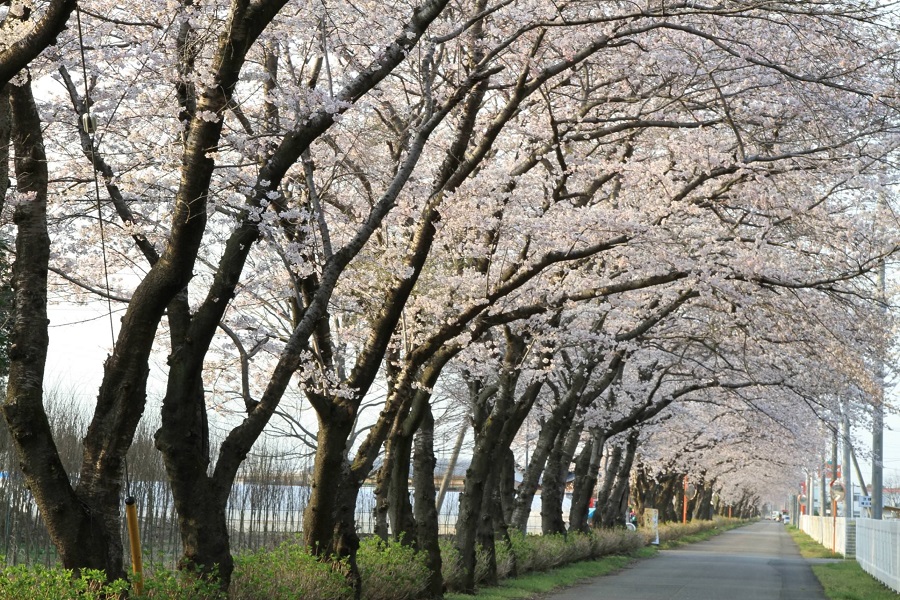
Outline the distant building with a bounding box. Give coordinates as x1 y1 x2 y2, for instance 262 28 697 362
432 458 470 491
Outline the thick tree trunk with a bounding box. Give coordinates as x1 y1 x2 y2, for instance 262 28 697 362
495 447 518 577
476 462 499 587
591 443 622 528
454 372 513 594
156 370 235 585
2 76 123 579
568 431 604 532
303 412 361 591
694 481 715 521
386 427 417 544
454 329 531 593
413 407 443 598
631 461 660 518
497 447 516 526
541 422 581 535
383 363 454 547
0 85 9 208
511 402 574 531
167 478 232 581
660 475 681 522
373 461 390 540
602 433 638 528
455 432 494 593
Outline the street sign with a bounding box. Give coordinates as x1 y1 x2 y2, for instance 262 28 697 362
861 496 872 508
824 460 841 480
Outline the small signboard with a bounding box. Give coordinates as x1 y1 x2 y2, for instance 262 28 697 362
645 508 659 545
861 496 872 508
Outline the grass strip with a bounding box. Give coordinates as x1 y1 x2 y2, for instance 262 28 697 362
811 561 899 600
785 526 843 559
787 526 897 600
444 548 657 600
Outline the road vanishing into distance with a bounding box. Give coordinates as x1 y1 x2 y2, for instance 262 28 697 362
547 521 832 600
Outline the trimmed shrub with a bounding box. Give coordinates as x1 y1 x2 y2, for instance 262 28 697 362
441 527 647 593
435 539 496 590
656 516 742 544
135 566 225 600
439 539 468 591
229 540 353 600
357 537 430 600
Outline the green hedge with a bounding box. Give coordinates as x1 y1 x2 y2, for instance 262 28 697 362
0 519 745 599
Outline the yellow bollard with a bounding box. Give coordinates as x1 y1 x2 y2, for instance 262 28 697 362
125 496 144 596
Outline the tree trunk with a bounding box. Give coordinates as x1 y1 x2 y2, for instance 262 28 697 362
631 461 655 518
541 422 581 535
383 361 454 547
373 461 390 540
497 447 516 527
0 85 9 209
454 373 512 594
602 432 638 528
476 461 499 587
592 443 622 528
568 431 604 532
694 480 715 521
455 429 495 593
511 400 574 531
2 75 123 579
454 329 529 593
660 475 681 523
511 353 621 531
413 407 443 598
156 369 235 585
302 411 361 589
386 426 417 544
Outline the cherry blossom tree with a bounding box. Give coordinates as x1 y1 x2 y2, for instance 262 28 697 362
2 0 900 594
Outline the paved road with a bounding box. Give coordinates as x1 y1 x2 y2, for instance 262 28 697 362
546 521 831 600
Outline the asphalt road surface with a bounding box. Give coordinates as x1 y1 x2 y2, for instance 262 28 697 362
546 521 831 600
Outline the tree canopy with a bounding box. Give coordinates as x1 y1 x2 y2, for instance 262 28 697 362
1 0 900 593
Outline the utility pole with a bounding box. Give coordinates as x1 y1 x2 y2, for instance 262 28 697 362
843 406 852 520
873 254 886 520
806 472 813 516
830 428 838 516
820 451 827 516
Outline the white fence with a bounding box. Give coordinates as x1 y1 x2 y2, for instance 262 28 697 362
799 515 849 556
856 518 900 593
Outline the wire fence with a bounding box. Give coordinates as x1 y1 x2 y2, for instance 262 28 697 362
0 474 499 568
0 405 550 568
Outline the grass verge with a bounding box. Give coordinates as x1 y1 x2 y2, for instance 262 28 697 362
810 561 899 600
444 547 658 600
787 526 898 600
785 526 842 559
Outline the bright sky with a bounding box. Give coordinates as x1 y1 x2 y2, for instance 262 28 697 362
45 303 168 407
